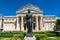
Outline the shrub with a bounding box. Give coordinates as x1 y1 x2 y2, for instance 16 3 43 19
0 31 60 37
46 32 56 37
14 34 24 37
14 34 24 40
33 34 47 40
56 32 60 36
0 34 13 37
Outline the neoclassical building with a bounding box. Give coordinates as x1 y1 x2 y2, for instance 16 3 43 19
0 4 56 32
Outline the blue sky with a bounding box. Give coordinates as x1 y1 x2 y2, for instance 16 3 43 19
0 0 60 17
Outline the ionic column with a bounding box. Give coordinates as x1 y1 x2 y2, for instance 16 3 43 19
40 16 43 31
36 16 39 31
21 16 24 31
16 16 20 30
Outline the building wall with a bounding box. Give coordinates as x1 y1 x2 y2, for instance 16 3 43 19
3 23 16 31
3 16 16 31
0 15 56 31
43 16 56 31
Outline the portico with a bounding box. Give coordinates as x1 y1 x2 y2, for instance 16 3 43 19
16 14 43 32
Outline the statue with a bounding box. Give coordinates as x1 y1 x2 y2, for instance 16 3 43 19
26 9 33 37
24 9 36 40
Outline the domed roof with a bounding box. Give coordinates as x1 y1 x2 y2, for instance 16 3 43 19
16 3 43 13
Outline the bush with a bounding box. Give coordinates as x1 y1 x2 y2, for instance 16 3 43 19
0 31 25 37
0 34 13 37
46 32 56 37
14 34 24 40
33 34 40 40
0 31 60 37
14 34 24 37
33 32 46 34
33 34 47 40
56 32 60 36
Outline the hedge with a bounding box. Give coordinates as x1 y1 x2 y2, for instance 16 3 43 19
0 31 60 37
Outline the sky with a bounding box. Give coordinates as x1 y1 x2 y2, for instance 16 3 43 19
0 0 60 17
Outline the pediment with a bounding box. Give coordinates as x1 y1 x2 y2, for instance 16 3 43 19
16 4 43 13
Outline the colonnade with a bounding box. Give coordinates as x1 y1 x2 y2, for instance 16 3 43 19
16 16 43 31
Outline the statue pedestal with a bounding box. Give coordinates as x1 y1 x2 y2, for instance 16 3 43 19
24 36 36 40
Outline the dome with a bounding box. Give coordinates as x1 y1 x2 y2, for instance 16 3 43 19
16 3 43 13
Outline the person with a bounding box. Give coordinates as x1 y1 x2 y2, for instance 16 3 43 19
54 25 56 32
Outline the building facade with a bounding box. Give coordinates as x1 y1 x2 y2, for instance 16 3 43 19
0 4 56 32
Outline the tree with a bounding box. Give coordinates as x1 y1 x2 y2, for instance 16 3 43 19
56 19 60 28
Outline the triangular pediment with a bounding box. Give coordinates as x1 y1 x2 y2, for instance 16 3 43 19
16 3 43 13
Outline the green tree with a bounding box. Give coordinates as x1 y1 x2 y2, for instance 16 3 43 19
56 19 60 28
